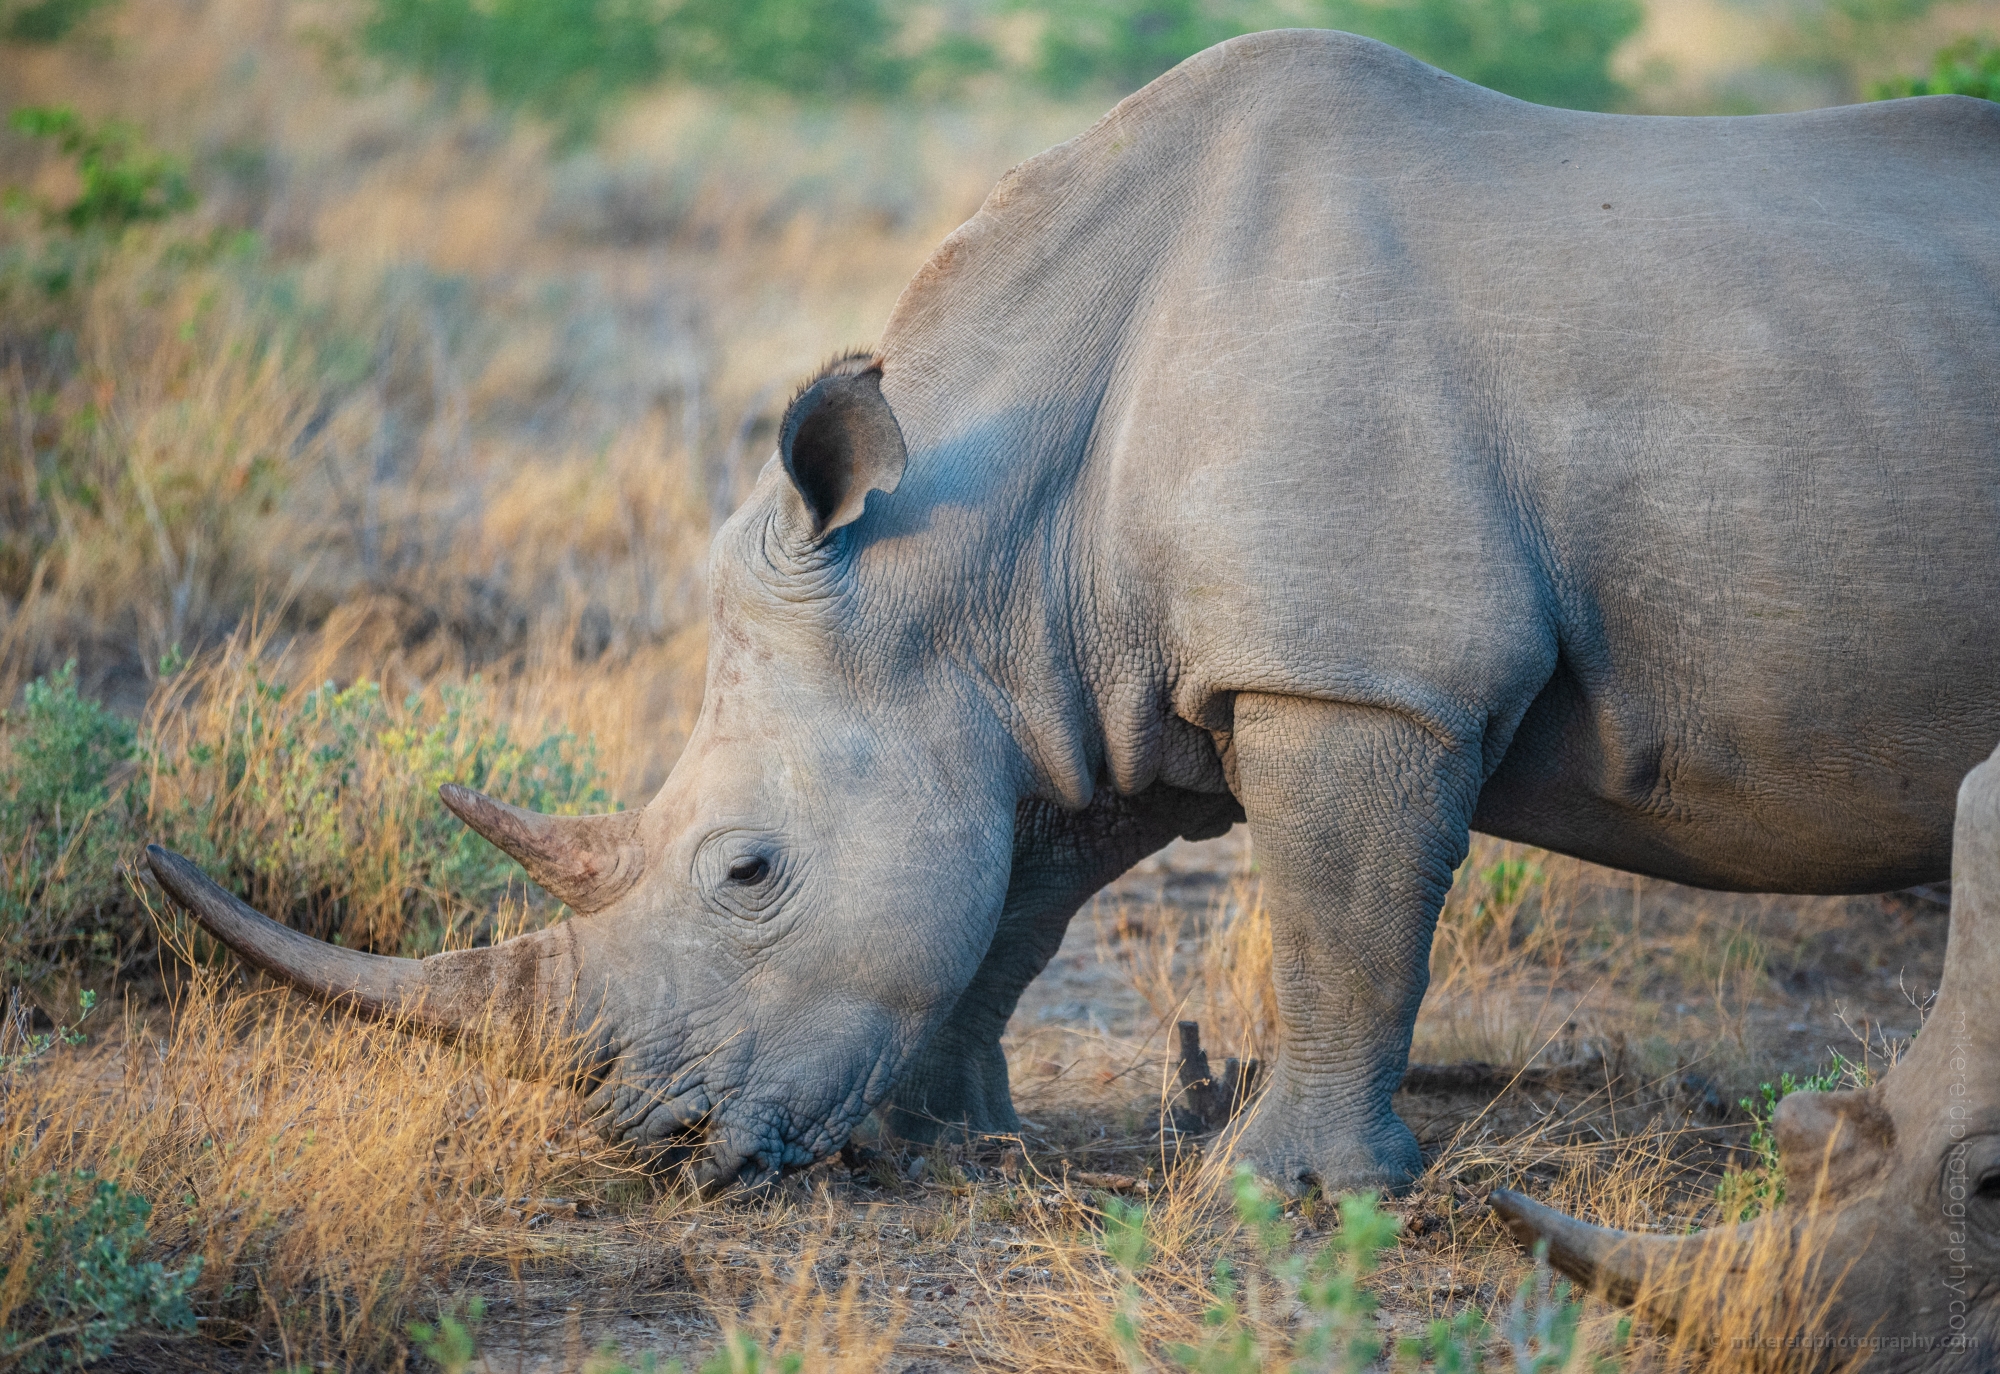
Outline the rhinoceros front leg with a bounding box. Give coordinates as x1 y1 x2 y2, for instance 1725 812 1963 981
1227 694 1481 1195
884 784 1241 1144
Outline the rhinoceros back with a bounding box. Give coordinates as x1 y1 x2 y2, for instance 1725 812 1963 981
875 30 2000 895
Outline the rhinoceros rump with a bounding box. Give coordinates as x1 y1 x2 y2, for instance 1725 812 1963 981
151 21 1995 1249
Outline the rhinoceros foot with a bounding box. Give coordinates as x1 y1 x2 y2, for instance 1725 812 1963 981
1228 1096 1421 1198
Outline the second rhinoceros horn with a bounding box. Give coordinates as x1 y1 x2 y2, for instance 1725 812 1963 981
1491 741 2000 1370
437 784 645 914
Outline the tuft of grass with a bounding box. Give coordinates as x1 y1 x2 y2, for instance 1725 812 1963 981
0 937 643 1368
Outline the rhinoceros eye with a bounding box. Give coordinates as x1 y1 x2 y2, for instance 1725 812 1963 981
727 856 770 884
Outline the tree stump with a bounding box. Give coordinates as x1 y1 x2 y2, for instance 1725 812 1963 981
1166 1020 1259 1135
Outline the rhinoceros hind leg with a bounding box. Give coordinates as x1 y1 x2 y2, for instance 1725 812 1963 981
1227 694 1481 1195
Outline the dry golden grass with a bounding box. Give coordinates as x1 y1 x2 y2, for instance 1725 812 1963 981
0 918 641 1367
0 238 324 704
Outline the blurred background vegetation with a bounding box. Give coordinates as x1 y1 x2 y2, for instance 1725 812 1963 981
0 0 1996 988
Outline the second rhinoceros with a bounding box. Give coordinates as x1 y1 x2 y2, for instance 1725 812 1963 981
151 31 2000 1200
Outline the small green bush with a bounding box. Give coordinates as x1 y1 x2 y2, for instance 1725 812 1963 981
5 107 196 235
1102 1166 1626 1372
146 671 613 951
667 0 918 98
1715 1060 1860 1221
3 106 198 295
0 656 614 983
1869 35 2000 100
408 1295 485 1374
0 1170 202 1371
0 664 137 982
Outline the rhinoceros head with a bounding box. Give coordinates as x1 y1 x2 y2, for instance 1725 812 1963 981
148 355 1026 1188
1493 740 2000 1369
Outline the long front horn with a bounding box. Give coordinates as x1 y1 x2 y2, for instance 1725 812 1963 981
146 845 586 1069
438 784 644 914
1488 1189 1721 1315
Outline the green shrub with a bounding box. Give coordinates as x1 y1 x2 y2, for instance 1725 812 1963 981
667 0 917 97
5 107 196 235
0 655 614 983
0 664 137 982
408 1295 486 1374
1715 1061 1859 1221
0 1170 202 1371
147 670 614 953
0 988 96 1071
3 106 198 295
1869 35 2000 99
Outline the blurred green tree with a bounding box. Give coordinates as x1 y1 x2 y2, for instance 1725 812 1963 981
668 0 916 96
361 0 670 144
1327 0 1644 110
1026 0 1258 95
1869 34 2000 99
360 0 988 143
357 0 1648 141
1019 0 1642 110
0 0 113 45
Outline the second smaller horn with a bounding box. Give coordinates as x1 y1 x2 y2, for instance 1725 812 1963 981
440 785 645 914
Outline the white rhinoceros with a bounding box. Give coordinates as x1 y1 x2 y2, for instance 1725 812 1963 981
153 27 1998 1226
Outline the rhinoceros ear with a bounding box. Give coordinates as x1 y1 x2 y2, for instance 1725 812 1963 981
777 354 907 539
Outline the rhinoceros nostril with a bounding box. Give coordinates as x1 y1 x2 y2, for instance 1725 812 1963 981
1977 1170 2000 1200
728 856 769 883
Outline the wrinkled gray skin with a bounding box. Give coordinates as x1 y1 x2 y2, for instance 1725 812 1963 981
1495 744 2000 1370
151 31 2000 1201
